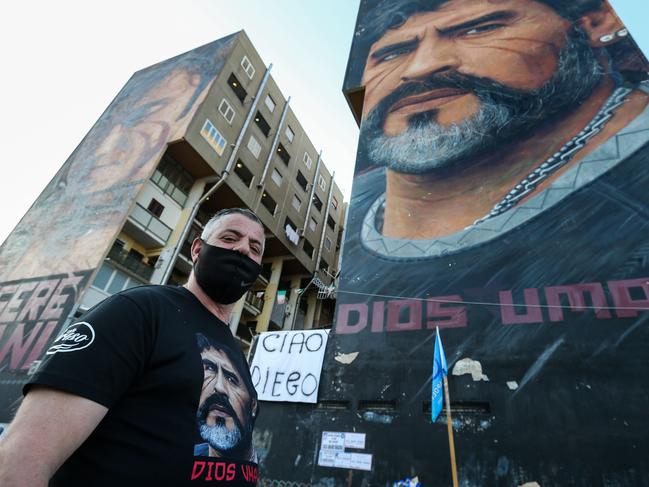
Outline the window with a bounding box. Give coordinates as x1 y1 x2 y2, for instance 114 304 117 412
308 217 317 232
200 119 227 156
151 154 194 207
218 98 235 124
327 215 336 230
254 111 271 137
92 262 142 294
261 192 277 215
285 125 295 143
302 239 314 259
228 73 247 103
265 94 276 113
331 196 339 210
271 168 283 186
247 135 262 159
147 199 164 218
276 143 290 165
292 194 302 211
318 175 327 191
234 160 254 187
303 152 313 169
313 194 323 212
241 56 256 79
296 171 308 192
324 237 332 251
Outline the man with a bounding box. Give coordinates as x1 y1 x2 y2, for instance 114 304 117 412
0 208 264 486
352 0 648 248
194 333 258 461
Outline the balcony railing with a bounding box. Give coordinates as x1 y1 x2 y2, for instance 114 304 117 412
129 203 173 242
107 246 154 281
245 292 264 314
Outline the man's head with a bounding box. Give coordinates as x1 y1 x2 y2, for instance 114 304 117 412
196 208 265 264
189 208 265 305
196 333 258 457
358 0 625 174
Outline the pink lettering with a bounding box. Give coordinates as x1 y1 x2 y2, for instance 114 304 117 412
190 461 206 480
387 299 421 332
608 278 649 318
426 296 467 329
335 303 367 334
500 289 543 325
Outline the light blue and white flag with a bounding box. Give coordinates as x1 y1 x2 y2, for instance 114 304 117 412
431 326 448 422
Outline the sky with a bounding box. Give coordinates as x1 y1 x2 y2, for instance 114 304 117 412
0 0 647 245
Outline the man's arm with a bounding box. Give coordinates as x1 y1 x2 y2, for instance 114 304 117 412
0 386 108 487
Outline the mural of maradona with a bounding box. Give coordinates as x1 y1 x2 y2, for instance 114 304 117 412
345 0 648 258
0 35 237 282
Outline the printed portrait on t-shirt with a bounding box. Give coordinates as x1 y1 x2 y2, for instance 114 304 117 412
194 333 258 462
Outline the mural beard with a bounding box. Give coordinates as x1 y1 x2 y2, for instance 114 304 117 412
196 393 253 455
361 28 605 175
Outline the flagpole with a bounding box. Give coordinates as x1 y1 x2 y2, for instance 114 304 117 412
443 375 459 487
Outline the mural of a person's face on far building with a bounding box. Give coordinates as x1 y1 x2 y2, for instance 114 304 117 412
352 0 649 249
0 37 236 282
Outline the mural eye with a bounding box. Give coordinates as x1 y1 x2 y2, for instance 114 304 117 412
380 48 411 62
464 24 504 36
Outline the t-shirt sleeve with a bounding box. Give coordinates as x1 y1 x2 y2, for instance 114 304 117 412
24 293 153 408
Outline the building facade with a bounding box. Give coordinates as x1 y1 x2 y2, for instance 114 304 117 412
77 31 346 353
0 31 345 421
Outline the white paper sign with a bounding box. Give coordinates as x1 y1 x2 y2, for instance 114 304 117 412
250 330 329 403
318 431 372 471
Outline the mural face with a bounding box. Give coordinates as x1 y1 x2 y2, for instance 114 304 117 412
284 0 649 485
0 36 237 421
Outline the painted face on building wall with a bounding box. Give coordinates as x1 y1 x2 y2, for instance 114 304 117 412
347 0 648 243
360 0 603 174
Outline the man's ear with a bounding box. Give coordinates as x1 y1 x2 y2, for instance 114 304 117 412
190 238 203 263
251 398 259 419
578 7 628 47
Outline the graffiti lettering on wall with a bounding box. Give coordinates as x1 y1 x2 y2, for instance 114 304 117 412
336 277 649 333
0 272 91 373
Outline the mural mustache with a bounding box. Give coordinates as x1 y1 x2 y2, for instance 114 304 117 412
361 28 603 174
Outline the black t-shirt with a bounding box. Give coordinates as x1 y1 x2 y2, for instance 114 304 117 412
25 285 259 486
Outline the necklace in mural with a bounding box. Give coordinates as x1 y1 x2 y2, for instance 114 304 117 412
473 85 633 226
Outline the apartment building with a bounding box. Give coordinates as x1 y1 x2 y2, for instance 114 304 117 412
76 31 346 352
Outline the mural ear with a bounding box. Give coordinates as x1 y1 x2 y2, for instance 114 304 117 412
578 8 628 47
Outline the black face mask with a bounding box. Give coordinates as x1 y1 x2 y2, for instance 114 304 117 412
193 240 263 305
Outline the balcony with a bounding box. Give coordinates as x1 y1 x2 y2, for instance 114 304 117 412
106 246 154 282
125 203 173 248
244 291 264 316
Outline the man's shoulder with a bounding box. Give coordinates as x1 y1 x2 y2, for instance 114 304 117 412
87 285 194 319
116 284 190 304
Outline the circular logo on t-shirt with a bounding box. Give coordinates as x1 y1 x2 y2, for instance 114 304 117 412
46 322 96 355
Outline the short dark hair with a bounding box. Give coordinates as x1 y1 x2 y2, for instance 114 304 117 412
358 0 604 56
201 208 263 241
196 332 255 398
